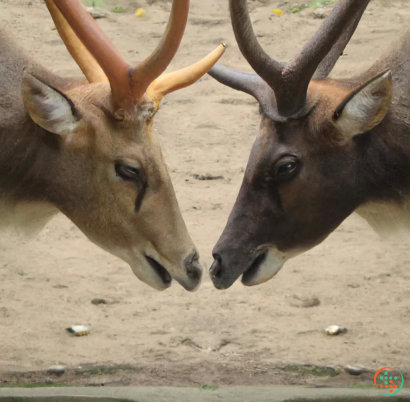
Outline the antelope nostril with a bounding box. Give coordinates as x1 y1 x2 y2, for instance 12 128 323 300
209 255 222 279
184 252 202 282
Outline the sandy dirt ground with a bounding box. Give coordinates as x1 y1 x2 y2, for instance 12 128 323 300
1 0 410 388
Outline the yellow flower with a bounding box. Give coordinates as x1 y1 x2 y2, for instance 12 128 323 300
135 8 146 17
272 9 283 16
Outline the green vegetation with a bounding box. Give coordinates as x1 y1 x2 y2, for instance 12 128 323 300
291 0 336 13
0 383 69 388
111 7 125 13
308 0 337 7
82 0 105 7
347 383 376 389
200 385 219 391
280 364 337 377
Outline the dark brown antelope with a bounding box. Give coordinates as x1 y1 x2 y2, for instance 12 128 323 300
208 0 410 289
0 0 226 291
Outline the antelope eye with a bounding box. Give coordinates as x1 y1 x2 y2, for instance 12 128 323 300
115 163 147 212
277 162 297 176
274 158 300 181
115 164 141 181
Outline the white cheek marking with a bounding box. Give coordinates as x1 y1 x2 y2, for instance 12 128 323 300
245 250 286 286
244 247 307 287
0 199 57 244
356 200 410 239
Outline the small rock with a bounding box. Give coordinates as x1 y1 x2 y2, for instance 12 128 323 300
66 325 91 336
47 365 66 376
91 298 107 305
313 8 329 19
86 7 109 19
325 365 338 374
345 364 367 376
324 325 347 335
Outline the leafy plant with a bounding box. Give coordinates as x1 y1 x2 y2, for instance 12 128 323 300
290 0 336 13
82 0 105 7
308 0 337 8
0 383 70 388
200 385 219 391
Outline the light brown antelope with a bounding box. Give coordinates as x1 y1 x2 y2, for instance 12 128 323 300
0 0 226 291
208 0 410 289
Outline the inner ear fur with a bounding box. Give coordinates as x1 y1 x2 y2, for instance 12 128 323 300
333 69 393 138
21 71 81 136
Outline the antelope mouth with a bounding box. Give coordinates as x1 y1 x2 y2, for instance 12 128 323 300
145 256 172 287
241 250 286 286
241 252 267 285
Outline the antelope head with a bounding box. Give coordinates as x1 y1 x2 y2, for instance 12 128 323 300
208 0 393 289
22 0 226 291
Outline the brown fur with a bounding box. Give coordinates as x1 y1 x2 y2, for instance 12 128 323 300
0 28 202 292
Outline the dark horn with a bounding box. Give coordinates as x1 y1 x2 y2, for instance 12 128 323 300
229 0 284 98
313 0 371 80
208 65 266 98
228 0 372 117
208 65 283 121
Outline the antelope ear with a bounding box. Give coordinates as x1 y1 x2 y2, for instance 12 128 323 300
21 71 80 136
333 70 392 137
